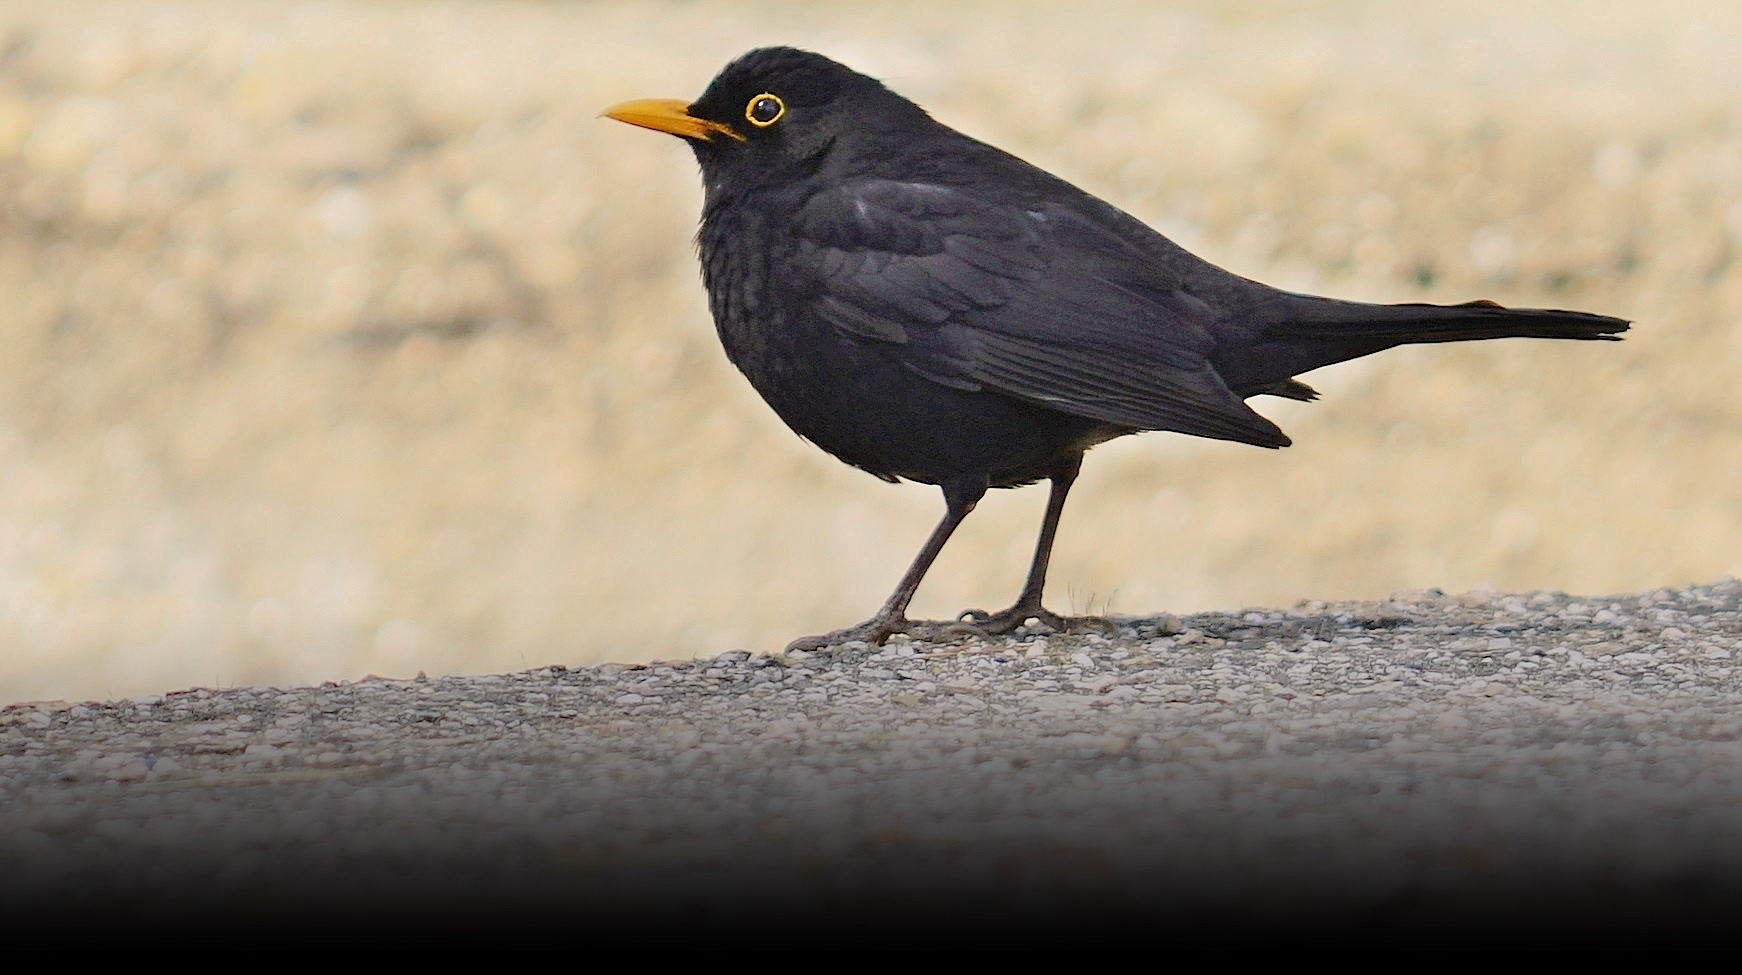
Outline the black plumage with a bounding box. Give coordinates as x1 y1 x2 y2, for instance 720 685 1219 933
605 47 1628 650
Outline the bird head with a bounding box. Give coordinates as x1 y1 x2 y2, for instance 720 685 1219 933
603 47 931 195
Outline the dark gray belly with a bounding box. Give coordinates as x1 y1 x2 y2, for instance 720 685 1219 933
732 323 1115 488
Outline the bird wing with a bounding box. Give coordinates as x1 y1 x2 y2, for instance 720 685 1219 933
790 179 1289 448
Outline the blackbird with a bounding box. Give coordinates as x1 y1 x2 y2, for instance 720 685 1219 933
605 47 1628 651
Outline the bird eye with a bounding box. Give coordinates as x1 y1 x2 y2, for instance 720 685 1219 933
745 93 785 127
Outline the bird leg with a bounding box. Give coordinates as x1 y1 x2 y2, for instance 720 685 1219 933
785 479 989 652
960 456 1095 635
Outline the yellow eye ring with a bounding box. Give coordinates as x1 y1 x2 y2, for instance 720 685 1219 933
745 93 785 127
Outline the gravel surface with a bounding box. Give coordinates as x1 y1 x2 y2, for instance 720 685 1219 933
5 580 1742 932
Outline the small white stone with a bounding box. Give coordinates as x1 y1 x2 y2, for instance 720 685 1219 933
104 761 151 782
242 743 286 766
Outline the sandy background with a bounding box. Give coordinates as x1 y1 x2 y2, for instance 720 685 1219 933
0 0 1738 703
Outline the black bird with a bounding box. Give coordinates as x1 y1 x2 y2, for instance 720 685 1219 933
604 47 1628 651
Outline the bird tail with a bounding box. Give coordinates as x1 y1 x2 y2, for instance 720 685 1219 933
1281 296 1630 345
1222 295 1629 401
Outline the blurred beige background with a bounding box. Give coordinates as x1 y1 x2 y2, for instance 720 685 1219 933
1 0 1738 703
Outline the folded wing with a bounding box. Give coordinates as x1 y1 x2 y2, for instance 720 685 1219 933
791 179 1291 448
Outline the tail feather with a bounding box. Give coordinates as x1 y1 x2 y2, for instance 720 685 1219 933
1281 297 1631 344
1258 378 1320 402
1219 296 1630 400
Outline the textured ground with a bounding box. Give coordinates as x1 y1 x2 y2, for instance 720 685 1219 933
2 1 1740 703
5 580 1740 931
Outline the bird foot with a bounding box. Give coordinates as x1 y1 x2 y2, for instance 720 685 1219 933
957 603 1114 637
784 614 985 653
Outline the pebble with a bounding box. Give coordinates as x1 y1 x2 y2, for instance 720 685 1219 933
0 580 1740 918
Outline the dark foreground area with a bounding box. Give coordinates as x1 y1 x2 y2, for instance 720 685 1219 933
5 582 1741 938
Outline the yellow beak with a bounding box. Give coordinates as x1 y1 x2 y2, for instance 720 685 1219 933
601 98 745 142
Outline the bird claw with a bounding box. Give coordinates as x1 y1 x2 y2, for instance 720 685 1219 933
787 608 1117 652
960 605 1066 635
957 604 1114 637
783 615 985 653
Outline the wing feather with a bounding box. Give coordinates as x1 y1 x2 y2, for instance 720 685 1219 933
791 179 1289 448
